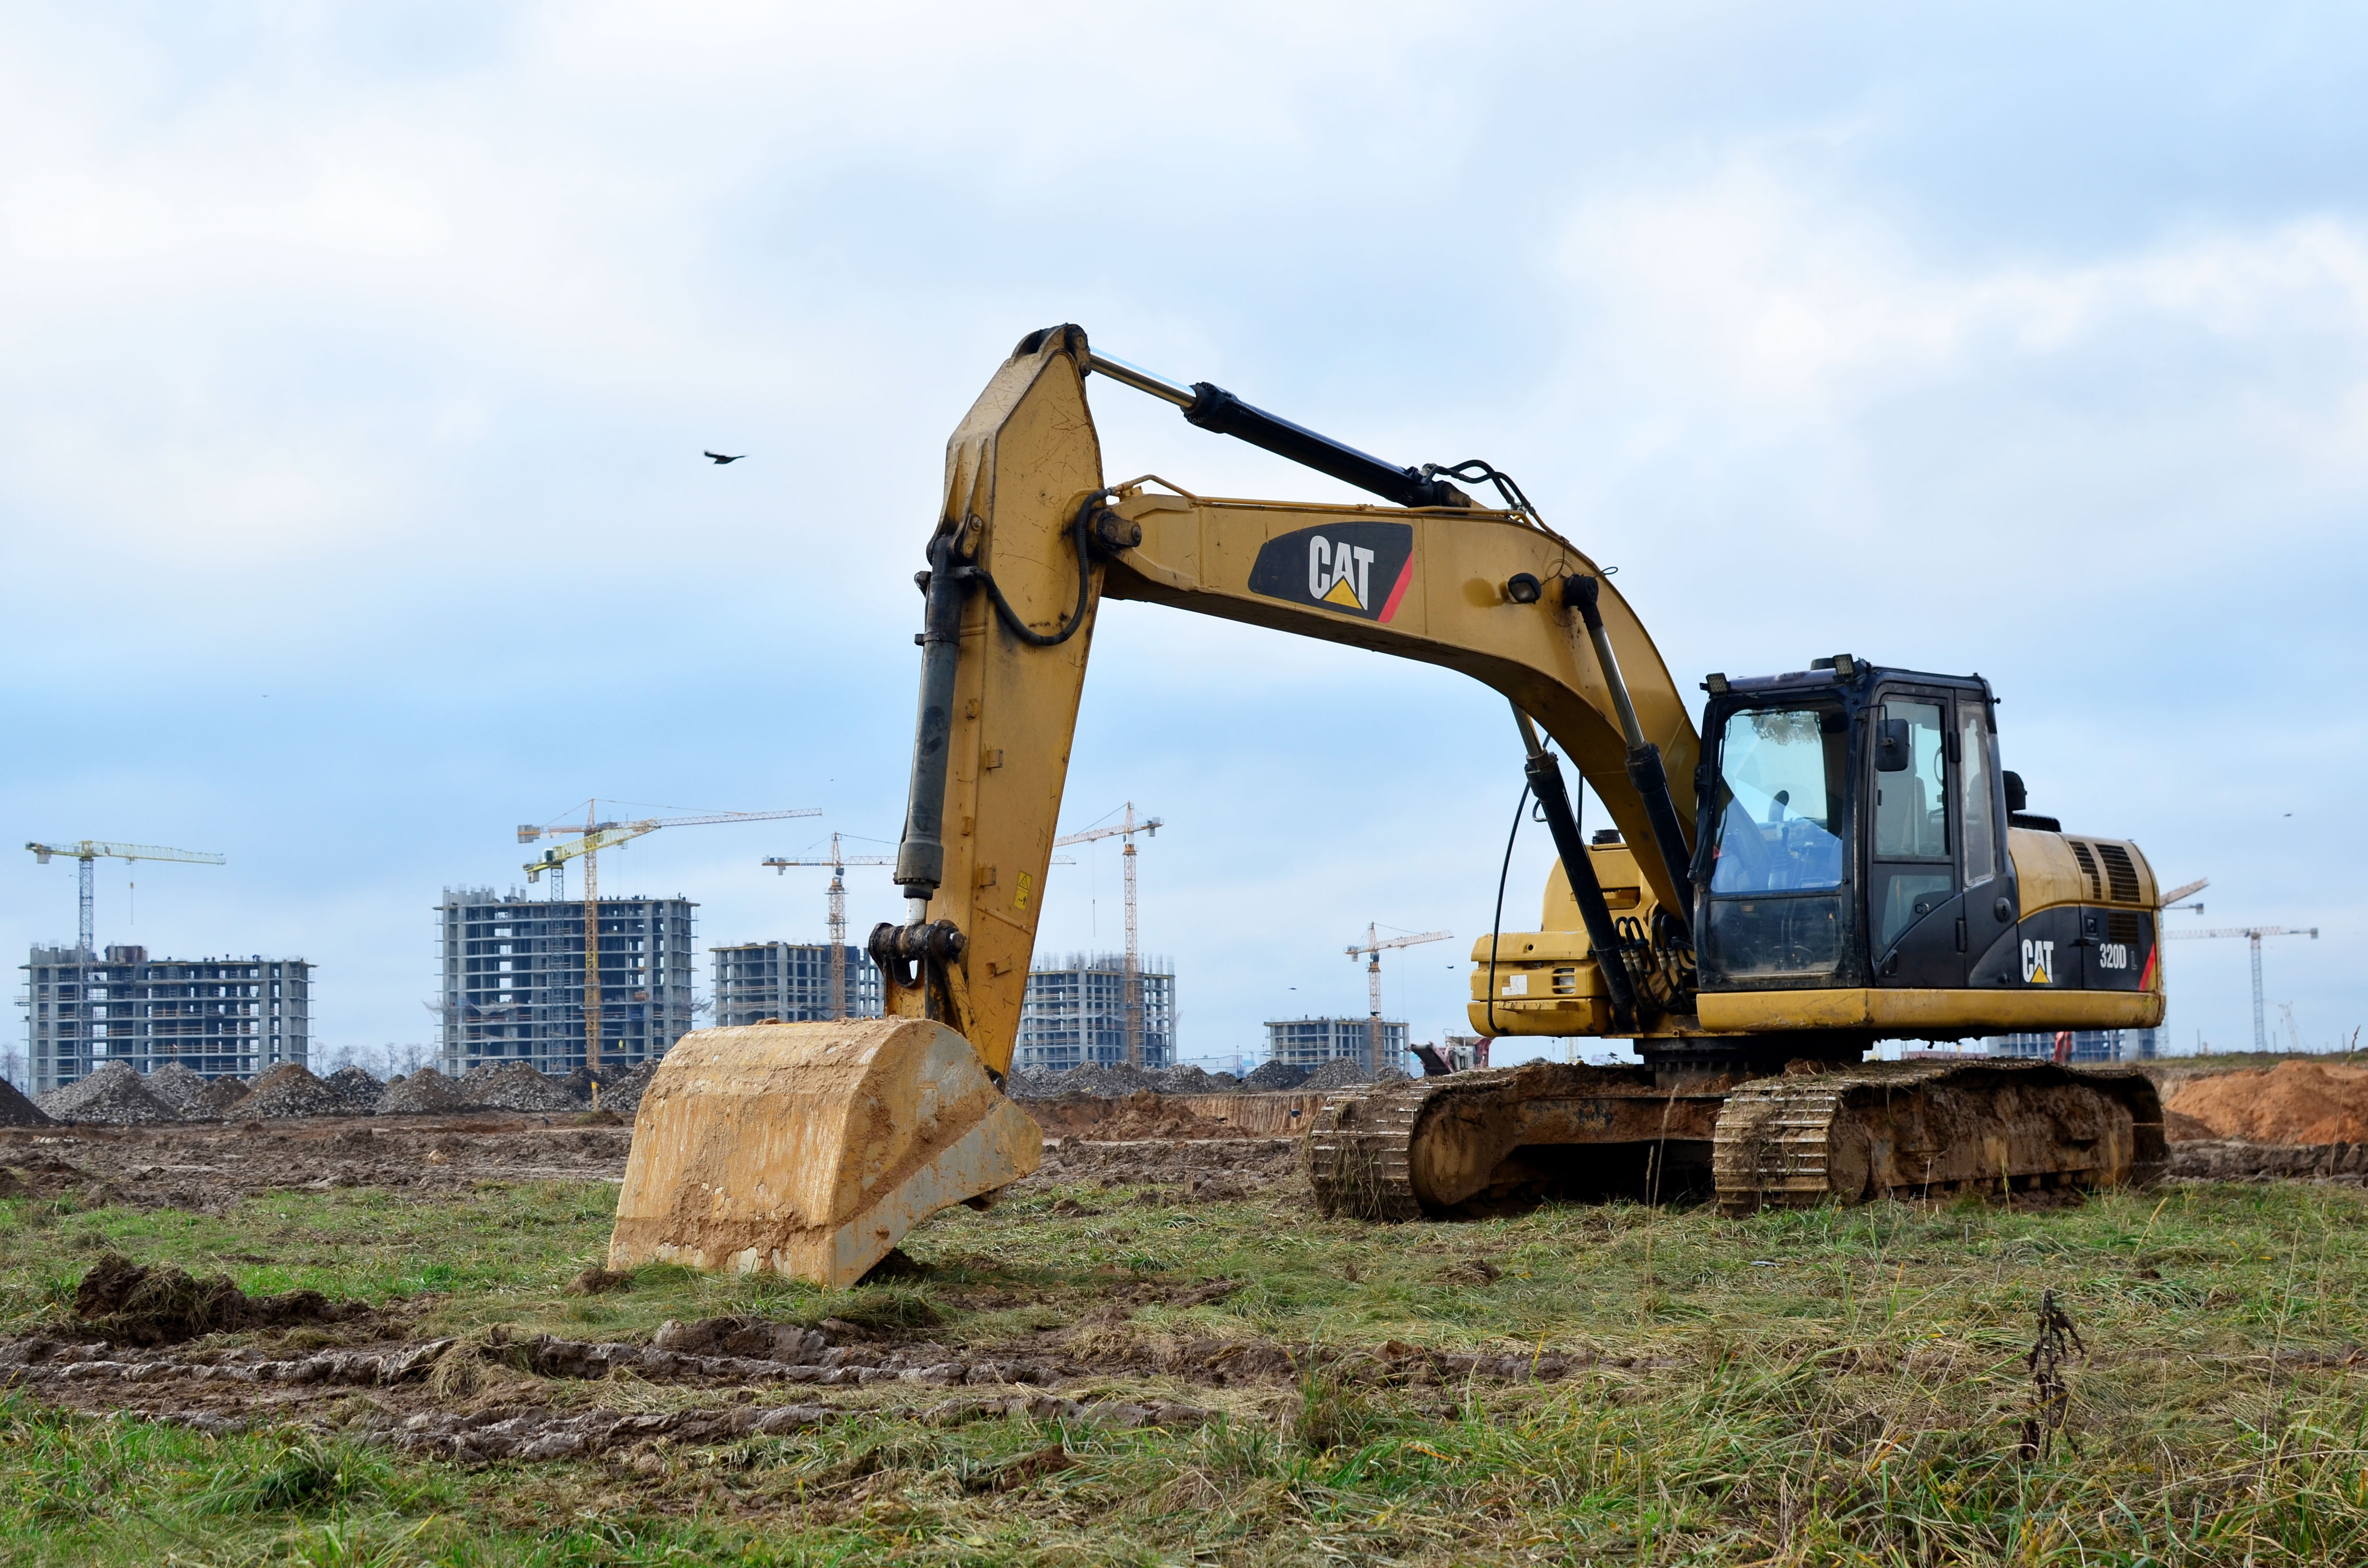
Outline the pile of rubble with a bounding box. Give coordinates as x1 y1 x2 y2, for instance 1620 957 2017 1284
34 1064 177 1126
1011 1057 1388 1099
140 1063 212 1117
0 1077 54 1127
456 1061 579 1113
22 1057 657 1126
229 1064 349 1121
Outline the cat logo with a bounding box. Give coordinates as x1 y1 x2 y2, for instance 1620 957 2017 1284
2020 938 2057 985
1245 521 1415 623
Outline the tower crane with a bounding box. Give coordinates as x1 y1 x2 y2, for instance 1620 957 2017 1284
2165 923 2319 1052
1346 923 1452 1076
763 834 894 1021
25 841 225 957
1054 804 1162 1066
521 803 818 1071
762 833 1073 1021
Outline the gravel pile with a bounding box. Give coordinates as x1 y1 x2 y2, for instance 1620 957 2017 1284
35 1063 177 1125
140 1062 212 1117
556 1067 597 1103
456 1061 577 1113
377 1066 468 1115
321 1065 384 1114
229 1063 349 1120
0 1077 54 1127
1151 1064 1239 1094
1299 1057 1375 1091
193 1076 252 1117
1241 1059 1312 1091
593 1060 659 1116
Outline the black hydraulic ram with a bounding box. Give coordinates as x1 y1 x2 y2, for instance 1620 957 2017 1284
1087 352 1471 510
892 530 964 916
1564 575 1695 939
1510 704 1640 1029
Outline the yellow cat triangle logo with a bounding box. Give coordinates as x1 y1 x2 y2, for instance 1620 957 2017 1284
1320 575 1363 610
2029 952 2048 984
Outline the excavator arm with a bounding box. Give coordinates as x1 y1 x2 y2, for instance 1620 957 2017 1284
875 324 1700 1073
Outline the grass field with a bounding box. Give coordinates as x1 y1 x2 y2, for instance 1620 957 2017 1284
5 1168 2368 1566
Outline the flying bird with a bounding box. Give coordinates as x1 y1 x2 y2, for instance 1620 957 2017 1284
704 451 746 465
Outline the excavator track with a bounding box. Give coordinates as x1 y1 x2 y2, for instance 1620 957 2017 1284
1306 1062 1730 1220
1711 1059 2165 1215
1307 1058 2164 1222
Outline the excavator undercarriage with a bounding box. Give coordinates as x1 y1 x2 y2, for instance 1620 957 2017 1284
608 325 2172 1287
1306 1057 2165 1222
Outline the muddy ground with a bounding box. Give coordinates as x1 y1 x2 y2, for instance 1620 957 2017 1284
3 1091 2357 1472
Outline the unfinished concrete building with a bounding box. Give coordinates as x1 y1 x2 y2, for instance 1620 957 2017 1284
1015 952 1176 1072
1266 1016 1409 1072
711 942 883 1027
18 945 310 1093
436 888 695 1077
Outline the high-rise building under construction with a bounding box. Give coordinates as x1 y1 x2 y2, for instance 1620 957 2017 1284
435 888 695 1077
18 945 310 1093
711 942 884 1027
1014 952 1176 1072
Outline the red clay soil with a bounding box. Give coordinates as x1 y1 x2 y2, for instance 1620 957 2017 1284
2165 1059 2368 1146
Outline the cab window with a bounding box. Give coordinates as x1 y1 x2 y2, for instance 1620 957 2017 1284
1709 706 1847 894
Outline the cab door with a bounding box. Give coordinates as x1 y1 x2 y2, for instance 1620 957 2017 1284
1867 691 1965 987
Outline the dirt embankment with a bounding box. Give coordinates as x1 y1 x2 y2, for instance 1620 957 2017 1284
1019 1089 1324 1140
2161 1059 2368 1146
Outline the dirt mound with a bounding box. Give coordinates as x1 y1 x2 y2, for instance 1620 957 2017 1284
321 1065 384 1114
2165 1060 2368 1145
141 1063 211 1117
1241 1060 1311 1091
71 1252 370 1346
456 1061 576 1113
192 1076 252 1117
35 1063 178 1125
377 1066 468 1115
229 1063 349 1120
1300 1057 1373 1091
0 1077 54 1127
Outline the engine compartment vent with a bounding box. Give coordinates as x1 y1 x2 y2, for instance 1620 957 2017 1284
2108 909 2145 946
2096 842 2143 905
2068 840 2104 901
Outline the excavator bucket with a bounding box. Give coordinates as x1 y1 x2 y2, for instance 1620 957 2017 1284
606 1018 1041 1288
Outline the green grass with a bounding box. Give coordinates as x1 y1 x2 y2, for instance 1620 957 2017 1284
7 1174 2368 1564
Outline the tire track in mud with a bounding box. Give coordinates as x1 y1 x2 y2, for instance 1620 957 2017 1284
0 1306 1620 1465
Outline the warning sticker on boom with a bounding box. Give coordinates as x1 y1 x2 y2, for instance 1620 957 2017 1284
1246 522 1414 623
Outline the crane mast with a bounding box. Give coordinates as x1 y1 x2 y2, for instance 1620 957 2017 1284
2165 924 2319 1052
1346 923 1452 1076
1054 804 1162 1066
763 834 894 1020
523 804 818 1070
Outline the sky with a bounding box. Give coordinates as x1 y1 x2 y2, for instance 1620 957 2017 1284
2 2 2363 1078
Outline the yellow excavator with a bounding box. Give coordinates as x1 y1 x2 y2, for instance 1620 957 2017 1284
609 325 2168 1286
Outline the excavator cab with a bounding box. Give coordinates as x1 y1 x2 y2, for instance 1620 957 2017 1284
1696 662 2010 997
